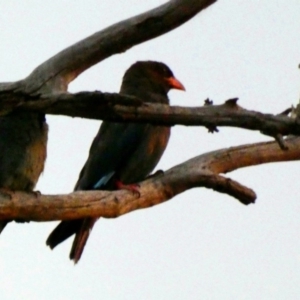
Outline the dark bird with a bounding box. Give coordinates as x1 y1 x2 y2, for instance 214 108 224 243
46 61 185 263
0 111 48 232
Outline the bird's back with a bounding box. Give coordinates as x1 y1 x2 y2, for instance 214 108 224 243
0 111 48 233
0 111 47 191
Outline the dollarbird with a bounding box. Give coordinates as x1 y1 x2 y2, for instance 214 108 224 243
0 112 48 232
46 61 185 263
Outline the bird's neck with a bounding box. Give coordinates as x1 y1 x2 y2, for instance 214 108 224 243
120 79 169 104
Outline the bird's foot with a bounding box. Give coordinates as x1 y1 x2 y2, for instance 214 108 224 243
115 180 140 197
32 190 41 198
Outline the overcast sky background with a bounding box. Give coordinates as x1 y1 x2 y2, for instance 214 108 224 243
1 1 300 299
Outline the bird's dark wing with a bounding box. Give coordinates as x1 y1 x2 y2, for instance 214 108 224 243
46 121 148 251
75 121 148 190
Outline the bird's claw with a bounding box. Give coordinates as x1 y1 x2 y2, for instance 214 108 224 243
115 180 140 197
32 190 41 198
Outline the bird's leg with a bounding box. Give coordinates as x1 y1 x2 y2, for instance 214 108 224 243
32 190 41 198
115 180 140 197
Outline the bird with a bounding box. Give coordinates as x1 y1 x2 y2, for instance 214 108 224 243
46 61 185 263
0 111 48 233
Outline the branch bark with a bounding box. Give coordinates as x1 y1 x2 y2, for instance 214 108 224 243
0 91 298 138
0 1 298 228
1 136 299 222
16 0 217 94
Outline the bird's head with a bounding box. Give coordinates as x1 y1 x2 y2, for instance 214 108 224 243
121 61 185 97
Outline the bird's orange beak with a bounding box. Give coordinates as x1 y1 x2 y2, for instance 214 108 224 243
166 77 185 91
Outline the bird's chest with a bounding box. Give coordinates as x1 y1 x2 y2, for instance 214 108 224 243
0 113 48 191
6 119 48 191
143 126 170 156
21 122 48 189
120 125 170 183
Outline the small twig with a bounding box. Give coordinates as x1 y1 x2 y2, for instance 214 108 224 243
274 134 288 150
279 107 292 116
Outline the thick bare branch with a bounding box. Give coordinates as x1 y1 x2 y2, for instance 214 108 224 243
0 82 22 91
0 91 299 137
18 0 217 94
1 136 300 222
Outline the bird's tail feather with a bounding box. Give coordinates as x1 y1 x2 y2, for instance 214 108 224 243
70 217 97 264
46 220 82 249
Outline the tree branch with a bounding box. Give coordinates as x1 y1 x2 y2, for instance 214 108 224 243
0 91 298 138
17 0 217 94
1 136 300 222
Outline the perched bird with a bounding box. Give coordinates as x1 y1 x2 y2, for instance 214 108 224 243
0 111 48 232
46 61 185 263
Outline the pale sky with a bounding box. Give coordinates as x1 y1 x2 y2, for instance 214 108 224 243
1 1 300 299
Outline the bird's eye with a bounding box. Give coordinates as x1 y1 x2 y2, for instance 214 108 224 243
149 63 172 78
161 66 171 77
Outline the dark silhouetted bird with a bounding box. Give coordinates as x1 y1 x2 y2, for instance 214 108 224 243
46 61 185 263
0 112 48 233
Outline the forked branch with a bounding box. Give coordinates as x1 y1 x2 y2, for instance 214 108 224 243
17 0 217 94
0 136 299 222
